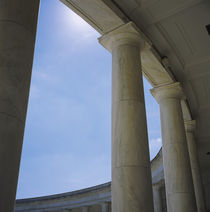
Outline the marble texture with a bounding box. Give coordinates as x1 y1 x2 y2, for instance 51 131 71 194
82 207 88 212
0 0 40 211
16 182 112 212
151 82 197 212
101 202 109 212
153 185 163 212
99 22 154 212
185 120 207 212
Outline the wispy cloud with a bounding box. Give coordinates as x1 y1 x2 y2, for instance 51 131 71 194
57 3 99 45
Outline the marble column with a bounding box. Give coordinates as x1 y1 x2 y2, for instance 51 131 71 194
0 1 40 211
82 206 88 212
101 202 109 212
151 82 197 212
99 22 154 212
185 120 207 212
153 185 163 212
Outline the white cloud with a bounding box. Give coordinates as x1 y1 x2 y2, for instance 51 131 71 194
67 11 92 32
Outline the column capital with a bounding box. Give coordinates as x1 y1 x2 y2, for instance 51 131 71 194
98 22 146 52
150 82 185 103
185 120 196 132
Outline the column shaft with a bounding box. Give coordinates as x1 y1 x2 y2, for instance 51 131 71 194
82 207 88 212
151 83 197 212
99 22 154 212
101 202 109 212
0 1 40 211
185 121 206 212
153 186 163 212
111 36 153 212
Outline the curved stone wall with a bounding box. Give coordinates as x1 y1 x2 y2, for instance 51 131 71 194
15 149 166 212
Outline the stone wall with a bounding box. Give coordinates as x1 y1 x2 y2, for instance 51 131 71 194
15 149 165 212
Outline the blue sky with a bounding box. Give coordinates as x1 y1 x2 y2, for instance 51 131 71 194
16 0 161 199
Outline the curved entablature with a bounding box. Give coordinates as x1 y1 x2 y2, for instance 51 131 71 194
15 151 165 212
15 182 112 212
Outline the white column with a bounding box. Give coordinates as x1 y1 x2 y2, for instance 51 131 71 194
82 206 88 212
101 202 109 212
151 82 197 212
153 185 163 212
185 120 207 212
0 1 40 211
99 22 154 212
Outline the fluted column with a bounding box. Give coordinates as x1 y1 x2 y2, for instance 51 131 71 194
153 185 163 212
0 1 40 211
99 22 154 212
185 120 206 212
151 82 197 212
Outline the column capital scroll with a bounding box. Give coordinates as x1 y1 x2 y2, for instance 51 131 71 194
150 82 186 103
98 22 146 52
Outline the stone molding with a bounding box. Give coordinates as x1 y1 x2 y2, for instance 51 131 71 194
150 82 186 103
98 22 146 52
15 183 111 211
15 151 165 211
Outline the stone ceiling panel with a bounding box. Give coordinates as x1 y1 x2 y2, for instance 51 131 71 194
156 1 210 68
125 0 203 27
185 58 210 80
189 75 210 113
113 0 139 15
143 24 186 82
